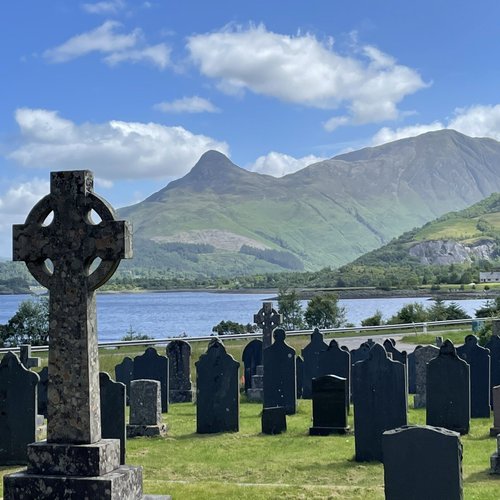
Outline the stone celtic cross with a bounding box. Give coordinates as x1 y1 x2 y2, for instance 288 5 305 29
254 302 282 350
13 171 131 445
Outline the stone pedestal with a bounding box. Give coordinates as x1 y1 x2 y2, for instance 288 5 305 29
247 365 264 401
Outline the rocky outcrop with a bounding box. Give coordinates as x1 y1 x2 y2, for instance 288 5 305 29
409 239 497 265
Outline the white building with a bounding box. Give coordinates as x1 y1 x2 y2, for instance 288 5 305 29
479 271 500 283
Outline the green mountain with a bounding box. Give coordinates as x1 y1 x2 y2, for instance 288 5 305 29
117 130 500 278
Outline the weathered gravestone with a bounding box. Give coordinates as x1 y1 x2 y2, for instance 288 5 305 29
133 347 169 413
261 406 287 435
36 366 48 418
247 365 264 401
485 334 500 409
19 345 40 369
263 328 297 415
115 356 134 404
407 345 422 394
383 425 463 500
457 334 490 418
296 355 304 399
4 170 161 499
414 344 439 408
127 379 167 438
426 339 470 435
0 352 39 465
491 434 500 474
383 339 407 365
309 375 349 435
350 341 372 365
166 340 193 403
242 338 263 393
254 302 282 351
301 328 328 399
100 372 126 464
490 385 500 436
352 343 407 462
196 338 240 433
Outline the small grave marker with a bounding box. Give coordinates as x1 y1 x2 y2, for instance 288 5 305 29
166 340 193 403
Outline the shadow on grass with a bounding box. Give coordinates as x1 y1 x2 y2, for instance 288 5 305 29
466 470 500 483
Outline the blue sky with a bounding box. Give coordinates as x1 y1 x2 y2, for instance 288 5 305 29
1 0 500 257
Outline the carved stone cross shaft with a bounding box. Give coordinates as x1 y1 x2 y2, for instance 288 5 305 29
254 302 282 350
13 171 131 445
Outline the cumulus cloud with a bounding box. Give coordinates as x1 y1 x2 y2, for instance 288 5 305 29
371 104 500 145
187 24 427 127
43 21 170 69
9 108 229 181
81 0 125 14
155 96 220 114
248 152 326 177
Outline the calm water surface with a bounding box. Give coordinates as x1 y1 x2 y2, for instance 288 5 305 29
0 292 490 342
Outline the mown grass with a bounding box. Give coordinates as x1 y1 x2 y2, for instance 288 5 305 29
1 399 497 499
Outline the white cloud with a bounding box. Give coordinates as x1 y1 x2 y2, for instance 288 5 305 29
187 24 427 127
9 108 229 181
82 0 125 14
371 104 500 145
43 21 170 69
154 96 220 114
248 152 326 177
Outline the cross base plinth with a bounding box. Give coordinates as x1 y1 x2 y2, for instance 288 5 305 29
4 464 144 499
27 439 120 476
127 424 168 438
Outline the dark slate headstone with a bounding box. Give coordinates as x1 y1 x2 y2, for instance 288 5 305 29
426 340 470 435
263 328 297 415
0 352 39 464
301 328 328 399
196 338 240 434
352 344 407 462
296 355 303 399
133 347 169 413
485 334 500 409
36 366 48 419
19 345 40 369
383 425 463 500
166 340 193 403
242 339 263 393
383 339 407 365
114 356 134 405
492 434 500 473
318 338 350 413
407 345 422 394
261 407 287 435
490 385 500 436
309 375 349 435
414 344 439 408
99 372 126 465
350 341 372 365
457 334 490 418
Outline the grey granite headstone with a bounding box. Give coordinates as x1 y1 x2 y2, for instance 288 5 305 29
0 352 39 464
263 328 297 415
383 425 463 500
352 344 407 462
247 364 264 401
309 375 349 435
19 345 40 369
133 347 169 413
296 355 304 399
457 334 490 417
491 434 500 473
242 338 263 393
36 366 48 418
100 372 126 464
4 170 161 499
301 328 328 399
261 406 287 435
127 379 167 438
254 302 282 350
414 345 439 408
166 340 193 403
484 335 500 409
196 338 240 434
426 339 470 435
318 338 350 412
350 341 372 365
407 345 422 394
490 385 500 436
115 356 134 405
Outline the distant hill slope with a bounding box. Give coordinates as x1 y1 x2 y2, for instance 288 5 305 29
353 193 500 268
118 130 500 277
